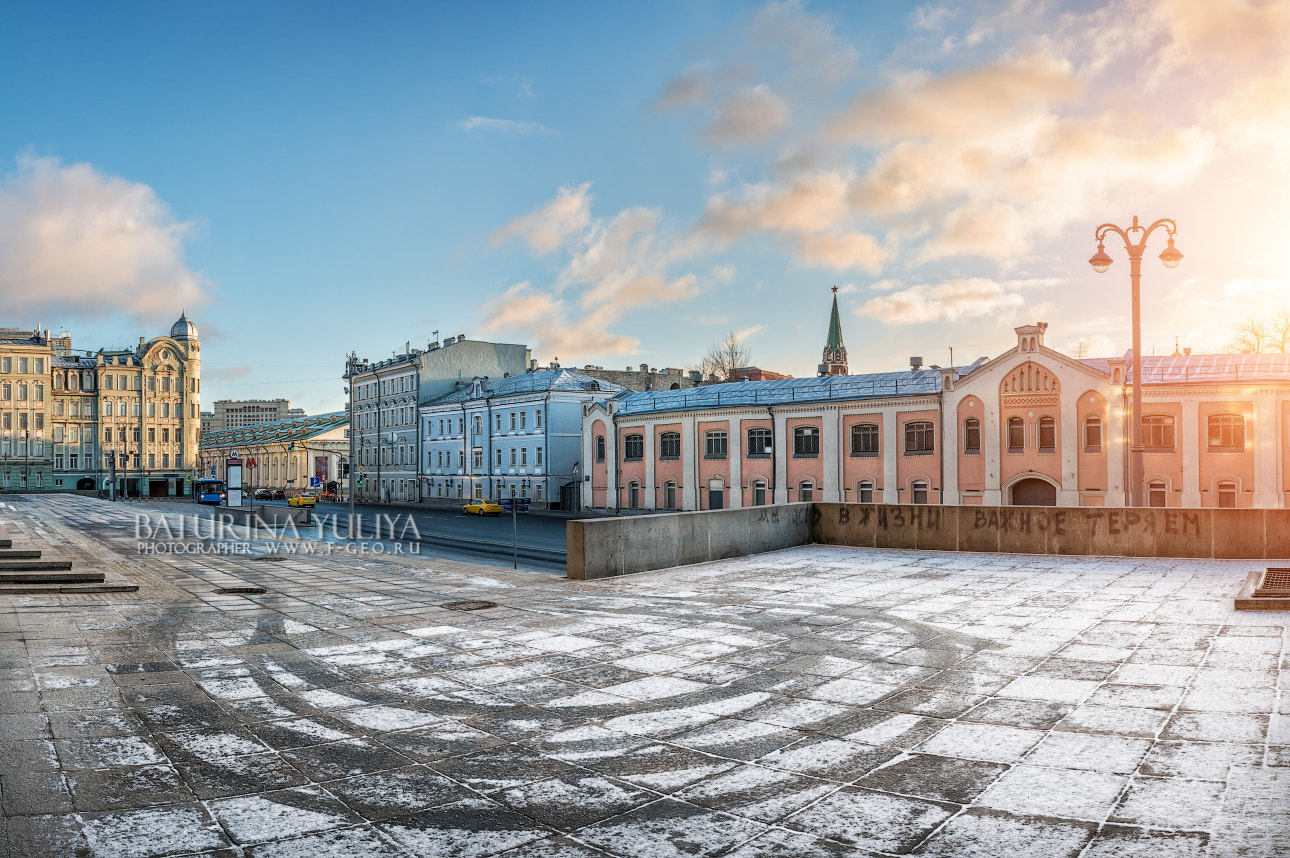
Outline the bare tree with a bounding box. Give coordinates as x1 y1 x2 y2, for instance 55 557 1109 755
1227 309 1290 353
697 331 752 383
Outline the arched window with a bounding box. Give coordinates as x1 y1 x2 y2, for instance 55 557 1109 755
595 435 605 462
851 423 879 457
1008 417 1025 452
798 480 814 502
858 479 874 503
624 434 644 461
53 374 62 390
664 480 677 510
1208 415 1244 451
1038 416 1056 451
1218 480 1238 508
659 432 681 460
904 421 935 454
1148 481 1167 508
911 480 928 504
747 427 772 456
628 480 641 509
1143 415 1175 450
793 427 819 457
963 418 980 454
1084 416 1102 453
752 479 767 506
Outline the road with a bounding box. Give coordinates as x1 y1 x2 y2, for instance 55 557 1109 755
117 497 570 572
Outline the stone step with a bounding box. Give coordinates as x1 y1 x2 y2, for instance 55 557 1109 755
0 571 104 584
0 539 11 549
0 549 42 560
0 582 138 594
0 559 73 572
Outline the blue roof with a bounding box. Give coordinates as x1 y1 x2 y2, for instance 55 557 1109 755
428 368 623 405
1082 352 1290 384
613 360 988 415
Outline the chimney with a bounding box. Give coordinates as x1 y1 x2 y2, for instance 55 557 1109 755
910 356 923 371
640 363 648 373
689 370 701 382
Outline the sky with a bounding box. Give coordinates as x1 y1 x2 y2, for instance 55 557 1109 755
1 0 1288 415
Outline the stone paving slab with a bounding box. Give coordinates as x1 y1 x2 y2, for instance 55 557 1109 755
0 494 1286 856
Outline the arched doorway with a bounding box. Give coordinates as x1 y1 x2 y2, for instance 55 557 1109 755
76 478 95 490
1011 478 1056 506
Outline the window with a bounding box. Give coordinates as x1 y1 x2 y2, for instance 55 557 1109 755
1007 417 1025 451
798 481 814 502
34 359 42 374
963 419 981 454
162 429 169 443
105 427 112 443
1218 480 1238 508
510 448 517 466
1084 417 1103 453
664 480 677 510
1208 414 1244 451
148 428 155 442
18 358 27 373
753 480 767 506
624 434 644 460
1038 416 1056 452
510 412 517 430
747 427 772 456
793 427 819 457
69 453 78 469
161 454 169 468
1148 481 1167 508
1143 415 1176 450
659 432 681 459
535 411 542 429
851 423 879 457
495 448 502 467
859 480 874 503
905 421 935 455
912 480 928 504
628 480 640 509
704 431 728 459
473 448 483 469
0 358 7 372
474 415 482 435
55 453 64 469
520 412 527 430
521 448 527 466
596 435 606 462
54 375 62 390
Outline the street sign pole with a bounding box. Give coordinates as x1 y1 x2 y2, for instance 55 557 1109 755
512 500 518 570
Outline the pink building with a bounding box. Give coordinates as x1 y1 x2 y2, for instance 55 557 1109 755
582 319 1290 511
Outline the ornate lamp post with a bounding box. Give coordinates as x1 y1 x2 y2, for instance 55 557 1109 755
1089 216 1183 506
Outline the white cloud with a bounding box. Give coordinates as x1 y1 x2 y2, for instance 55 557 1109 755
706 84 789 144
490 183 592 256
0 155 206 325
858 277 1029 324
455 116 554 135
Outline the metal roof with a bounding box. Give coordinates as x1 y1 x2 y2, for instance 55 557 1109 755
1081 352 1290 384
613 359 988 416
199 411 348 450
427 368 624 405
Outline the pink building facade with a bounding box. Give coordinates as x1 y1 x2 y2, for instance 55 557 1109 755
581 324 1290 511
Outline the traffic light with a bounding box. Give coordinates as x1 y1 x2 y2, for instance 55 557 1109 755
288 442 295 451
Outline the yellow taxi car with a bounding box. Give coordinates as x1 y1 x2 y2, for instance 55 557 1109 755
288 492 318 508
463 498 503 516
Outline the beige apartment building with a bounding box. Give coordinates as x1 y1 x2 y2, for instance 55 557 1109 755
0 313 203 496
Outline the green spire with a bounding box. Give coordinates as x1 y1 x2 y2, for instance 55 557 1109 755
825 289 845 351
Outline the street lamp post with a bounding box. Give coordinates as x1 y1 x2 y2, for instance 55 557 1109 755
1089 215 1183 507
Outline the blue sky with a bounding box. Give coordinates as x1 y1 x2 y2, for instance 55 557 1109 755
2 1 1288 414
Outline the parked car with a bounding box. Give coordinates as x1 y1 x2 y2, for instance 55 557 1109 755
463 498 503 516
288 492 318 508
253 489 273 500
272 490 286 500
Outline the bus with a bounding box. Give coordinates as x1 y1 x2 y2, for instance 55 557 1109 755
194 479 226 505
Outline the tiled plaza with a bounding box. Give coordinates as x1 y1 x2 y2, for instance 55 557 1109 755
0 495 1286 857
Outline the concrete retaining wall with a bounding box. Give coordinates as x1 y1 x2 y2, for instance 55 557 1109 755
812 504 1290 560
569 502 1290 579
566 504 814 580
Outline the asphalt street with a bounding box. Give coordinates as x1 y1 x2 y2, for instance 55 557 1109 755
110 497 571 572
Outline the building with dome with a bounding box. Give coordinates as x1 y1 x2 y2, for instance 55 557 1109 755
0 313 203 496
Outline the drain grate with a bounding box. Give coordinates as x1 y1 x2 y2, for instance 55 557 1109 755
250 556 286 562
442 600 498 612
215 586 268 595
1254 568 1290 597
